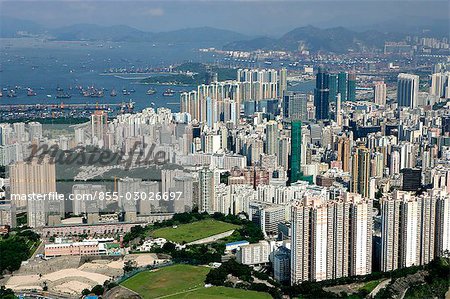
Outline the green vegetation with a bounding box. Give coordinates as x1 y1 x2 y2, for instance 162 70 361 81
121 264 210 298
172 286 272 299
206 259 281 298
151 219 239 244
121 264 270 299
0 286 16 299
140 62 237 86
358 279 382 294
0 230 40 273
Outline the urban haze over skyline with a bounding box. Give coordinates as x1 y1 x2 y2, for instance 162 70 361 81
0 0 448 36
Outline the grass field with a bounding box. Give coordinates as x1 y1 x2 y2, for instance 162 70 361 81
150 219 239 243
167 286 272 298
121 264 210 298
121 264 271 299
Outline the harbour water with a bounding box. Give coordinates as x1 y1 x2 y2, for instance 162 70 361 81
0 38 314 113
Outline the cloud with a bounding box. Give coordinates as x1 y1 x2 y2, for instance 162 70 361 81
141 7 164 17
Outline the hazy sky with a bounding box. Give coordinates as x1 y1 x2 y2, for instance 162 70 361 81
0 0 448 36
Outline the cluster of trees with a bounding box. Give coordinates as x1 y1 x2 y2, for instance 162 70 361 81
0 286 15 299
81 285 105 297
0 230 40 273
377 257 450 299
151 241 224 265
123 210 264 246
206 259 282 298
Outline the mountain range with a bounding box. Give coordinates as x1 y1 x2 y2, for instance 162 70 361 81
223 26 407 53
1 16 447 53
0 17 248 44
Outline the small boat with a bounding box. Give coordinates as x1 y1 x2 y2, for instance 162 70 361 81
110 89 117 97
7 90 17 97
129 89 136 93
27 88 37 96
162 89 175 97
146 88 156 95
0 91 2 97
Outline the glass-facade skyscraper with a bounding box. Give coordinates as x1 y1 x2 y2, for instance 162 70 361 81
348 73 356 102
314 66 329 120
289 120 302 183
338 72 348 101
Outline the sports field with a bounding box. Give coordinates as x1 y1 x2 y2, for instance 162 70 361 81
167 286 272 298
120 264 270 299
150 219 239 243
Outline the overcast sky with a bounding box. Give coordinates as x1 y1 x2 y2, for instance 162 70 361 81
0 0 448 36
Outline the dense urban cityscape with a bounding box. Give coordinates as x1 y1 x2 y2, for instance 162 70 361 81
0 1 449 299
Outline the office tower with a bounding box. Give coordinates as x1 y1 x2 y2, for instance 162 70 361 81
430 72 448 98
397 73 419 108
338 72 348 101
266 121 279 156
373 81 387 106
283 92 308 121
347 73 356 102
390 151 400 175
289 121 302 183
279 68 287 98
314 67 329 120
291 192 372 284
91 110 108 146
337 135 351 172
351 143 371 198
335 93 342 127
328 74 338 104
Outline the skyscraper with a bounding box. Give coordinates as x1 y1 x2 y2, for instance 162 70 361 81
289 121 302 183
328 74 338 104
291 192 372 284
314 66 329 120
351 143 371 198
373 81 387 106
337 135 351 172
283 92 308 121
347 73 356 102
397 73 419 108
91 110 108 147
380 190 448 271
279 68 287 98
338 72 348 101
266 121 279 156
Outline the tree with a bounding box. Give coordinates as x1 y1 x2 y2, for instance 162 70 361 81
91 284 105 296
123 260 137 273
81 288 91 296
